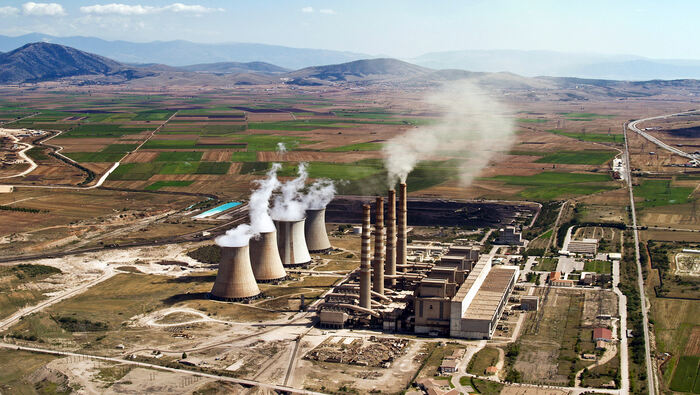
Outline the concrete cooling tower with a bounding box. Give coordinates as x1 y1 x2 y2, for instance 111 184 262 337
249 230 287 282
305 208 332 253
274 218 312 267
210 245 261 302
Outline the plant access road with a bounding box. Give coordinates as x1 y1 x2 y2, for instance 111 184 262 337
628 110 699 160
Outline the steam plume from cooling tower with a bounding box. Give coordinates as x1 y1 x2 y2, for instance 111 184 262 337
216 224 253 247
249 163 282 233
271 163 308 221
303 178 336 210
276 142 287 154
383 80 515 186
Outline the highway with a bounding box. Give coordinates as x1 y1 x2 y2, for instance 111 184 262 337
628 110 699 160
623 120 656 395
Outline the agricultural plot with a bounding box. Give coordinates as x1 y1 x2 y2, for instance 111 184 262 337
60 124 152 138
324 142 383 152
64 143 138 162
109 161 230 180
487 172 616 200
635 179 695 208
670 355 700 393
534 150 616 165
546 129 623 143
144 181 194 191
155 151 203 161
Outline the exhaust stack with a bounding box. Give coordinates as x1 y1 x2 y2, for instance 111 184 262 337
274 218 312 267
210 245 261 301
385 189 396 287
249 230 287 282
397 182 407 273
360 204 372 310
304 208 332 253
373 196 385 295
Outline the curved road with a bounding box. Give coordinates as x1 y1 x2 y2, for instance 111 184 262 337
628 110 699 160
0 130 38 179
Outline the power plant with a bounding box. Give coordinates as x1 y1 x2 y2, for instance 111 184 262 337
316 182 520 340
274 218 312 267
305 208 332 253
210 244 262 302
249 230 287 282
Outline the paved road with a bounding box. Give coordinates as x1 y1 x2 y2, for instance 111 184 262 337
623 121 656 395
0 129 38 179
628 111 699 160
612 249 630 394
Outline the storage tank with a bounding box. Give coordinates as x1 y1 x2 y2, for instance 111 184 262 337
304 208 332 253
274 218 312 267
210 244 261 301
249 230 287 282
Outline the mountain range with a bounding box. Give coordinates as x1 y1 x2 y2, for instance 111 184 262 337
4 33 700 80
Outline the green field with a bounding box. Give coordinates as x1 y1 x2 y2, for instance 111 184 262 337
233 134 313 151
155 151 203 161
158 161 230 176
144 181 194 191
534 150 616 165
231 151 259 162
486 171 615 200
670 355 700 393
546 129 623 143
60 124 151 138
278 161 382 180
65 144 138 162
517 118 548 123
108 162 163 180
142 140 244 150
584 260 612 274
132 110 175 121
558 112 616 120
324 142 383 152
635 179 695 208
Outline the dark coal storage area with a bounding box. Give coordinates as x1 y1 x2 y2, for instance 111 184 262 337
325 196 538 229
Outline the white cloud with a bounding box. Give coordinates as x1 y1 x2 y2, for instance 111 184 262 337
301 6 313 13
0 6 19 16
22 2 66 16
319 8 336 15
80 3 223 16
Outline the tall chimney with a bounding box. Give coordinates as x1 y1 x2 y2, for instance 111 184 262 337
359 204 372 310
373 196 385 295
305 208 332 253
397 182 407 273
274 218 312 267
385 189 396 287
249 230 287 282
210 244 261 301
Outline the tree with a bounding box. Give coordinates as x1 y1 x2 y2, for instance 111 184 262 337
182 352 187 359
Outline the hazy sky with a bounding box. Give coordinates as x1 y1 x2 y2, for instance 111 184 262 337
1 0 698 59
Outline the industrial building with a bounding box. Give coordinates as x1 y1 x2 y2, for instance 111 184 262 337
567 238 598 256
495 226 524 246
316 182 521 339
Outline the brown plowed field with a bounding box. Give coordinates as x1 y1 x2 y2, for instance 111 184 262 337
123 151 159 163
202 150 235 162
684 326 700 355
246 113 294 122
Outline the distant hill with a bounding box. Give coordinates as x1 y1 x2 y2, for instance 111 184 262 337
0 34 371 69
286 58 430 83
0 42 151 83
411 49 700 81
181 61 288 74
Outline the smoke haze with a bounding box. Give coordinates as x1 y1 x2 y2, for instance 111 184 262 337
216 224 253 247
271 163 308 221
249 163 282 233
383 80 515 186
304 179 336 210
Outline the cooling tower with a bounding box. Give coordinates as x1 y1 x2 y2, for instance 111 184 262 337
373 196 385 295
210 245 261 301
385 189 396 287
249 230 287 282
360 204 372 310
305 208 332 253
274 218 312 267
397 182 407 273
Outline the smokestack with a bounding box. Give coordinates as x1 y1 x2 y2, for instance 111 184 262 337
304 208 332 253
385 189 396 287
210 245 261 301
397 182 407 273
274 218 312 267
360 204 372 310
249 230 287 282
373 197 385 295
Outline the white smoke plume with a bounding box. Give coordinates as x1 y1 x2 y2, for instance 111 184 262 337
249 163 282 233
216 224 253 247
383 80 515 186
304 179 336 210
276 142 287 154
271 163 308 221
